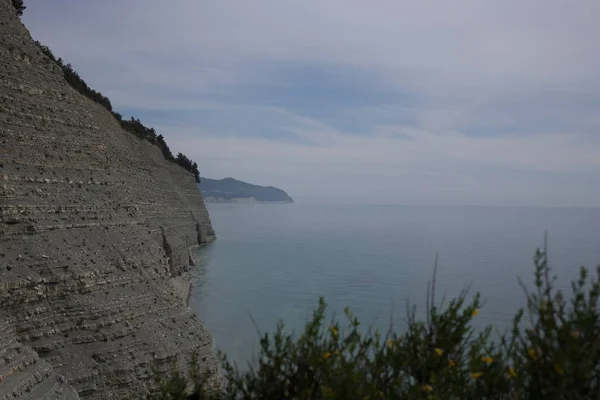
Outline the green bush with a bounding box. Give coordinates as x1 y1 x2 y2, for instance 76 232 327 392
150 246 600 399
11 0 25 16
32 41 201 182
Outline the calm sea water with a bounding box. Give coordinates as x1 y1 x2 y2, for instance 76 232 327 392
190 204 600 366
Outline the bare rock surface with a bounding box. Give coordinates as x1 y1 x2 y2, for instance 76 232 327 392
0 1 218 398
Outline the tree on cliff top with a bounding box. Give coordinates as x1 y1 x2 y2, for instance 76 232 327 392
32 31 202 183
12 0 26 16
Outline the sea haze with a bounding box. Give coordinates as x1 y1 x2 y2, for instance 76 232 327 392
190 204 600 366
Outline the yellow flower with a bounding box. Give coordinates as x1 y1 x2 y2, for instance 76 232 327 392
472 308 479 317
420 385 433 392
387 339 394 349
570 330 580 339
329 325 338 338
527 348 536 360
481 356 493 365
470 372 483 379
324 352 332 360
554 363 564 375
448 359 456 368
508 366 517 378
434 348 444 356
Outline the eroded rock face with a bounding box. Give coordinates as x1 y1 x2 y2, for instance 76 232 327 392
0 1 218 398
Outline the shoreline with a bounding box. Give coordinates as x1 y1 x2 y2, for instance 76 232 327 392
171 243 208 307
170 273 194 307
176 242 225 391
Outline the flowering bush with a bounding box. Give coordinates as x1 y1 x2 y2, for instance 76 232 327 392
151 246 600 399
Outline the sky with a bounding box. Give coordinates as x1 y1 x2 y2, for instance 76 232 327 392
22 0 600 206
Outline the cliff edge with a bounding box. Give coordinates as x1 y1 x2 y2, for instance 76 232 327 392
0 1 218 399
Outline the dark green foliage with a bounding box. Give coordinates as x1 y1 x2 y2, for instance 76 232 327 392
32 40 201 181
150 246 600 399
62 62 114 112
151 353 214 400
176 153 200 183
119 117 158 143
11 0 25 16
35 41 56 62
157 135 175 162
34 41 113 112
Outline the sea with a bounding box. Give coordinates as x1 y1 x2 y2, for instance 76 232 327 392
189 204 600 367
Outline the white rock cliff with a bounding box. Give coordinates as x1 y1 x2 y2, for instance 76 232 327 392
0 1 219 398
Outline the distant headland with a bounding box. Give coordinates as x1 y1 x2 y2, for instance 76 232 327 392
198 177 294 204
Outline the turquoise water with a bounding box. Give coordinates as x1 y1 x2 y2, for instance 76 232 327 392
190 204 600 366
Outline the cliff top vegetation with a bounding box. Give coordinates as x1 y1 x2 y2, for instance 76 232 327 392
12 1 201 183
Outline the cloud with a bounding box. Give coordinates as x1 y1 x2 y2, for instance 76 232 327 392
156 103 600 206
21 0 600 206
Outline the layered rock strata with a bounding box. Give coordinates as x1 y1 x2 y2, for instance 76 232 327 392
0 1 218 398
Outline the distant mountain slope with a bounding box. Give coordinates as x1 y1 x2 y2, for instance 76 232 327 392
198 177 294 203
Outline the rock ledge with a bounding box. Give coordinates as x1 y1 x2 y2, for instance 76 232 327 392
0 1 218 398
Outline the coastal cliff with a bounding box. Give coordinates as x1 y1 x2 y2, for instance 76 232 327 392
0 1 218 399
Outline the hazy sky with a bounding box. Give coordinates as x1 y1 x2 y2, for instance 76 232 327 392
22 0 600 206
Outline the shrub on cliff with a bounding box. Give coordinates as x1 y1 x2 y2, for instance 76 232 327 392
11 0 25 16
150 245 600 399
176 153 201 183
31 38 200 182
